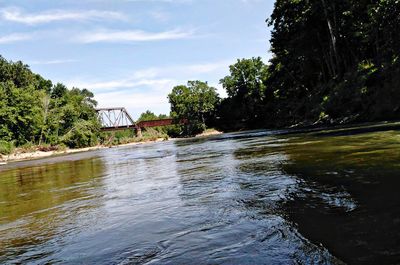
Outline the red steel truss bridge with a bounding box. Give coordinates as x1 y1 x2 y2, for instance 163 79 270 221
95 107 185 135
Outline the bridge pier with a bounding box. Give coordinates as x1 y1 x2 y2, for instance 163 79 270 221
135 127 142 138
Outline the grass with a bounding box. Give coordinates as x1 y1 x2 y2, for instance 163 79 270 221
0 140 14 155
103 128 169 146
0 141 68 157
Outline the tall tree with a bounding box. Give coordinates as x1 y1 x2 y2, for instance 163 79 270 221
266 0 400 125
168 81 219 136
0 55 101 152
219 57 268 129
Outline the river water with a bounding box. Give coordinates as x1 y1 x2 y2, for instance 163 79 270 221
1 124 400 264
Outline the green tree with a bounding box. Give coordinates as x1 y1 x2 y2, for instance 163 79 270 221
219 57 268 129
0 55 101 153
45 87 100 147
265 0 400 126
168 81 219 136
137 110 159 122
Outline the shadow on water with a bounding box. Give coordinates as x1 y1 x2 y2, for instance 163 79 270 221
169 133 345 264
272 130 400 264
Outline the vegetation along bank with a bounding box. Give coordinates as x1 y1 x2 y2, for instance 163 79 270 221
1 0 399 157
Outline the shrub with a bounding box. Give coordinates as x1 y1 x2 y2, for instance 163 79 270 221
0 140 15 155
61 120 100 148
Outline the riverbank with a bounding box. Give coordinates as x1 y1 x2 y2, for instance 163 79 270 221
0 129 223 164
0 138 167 164
195 128 223 137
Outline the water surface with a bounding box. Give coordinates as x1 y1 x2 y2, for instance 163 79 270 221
1 125 400 264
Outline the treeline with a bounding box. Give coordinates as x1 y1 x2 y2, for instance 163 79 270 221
0 56 100 154
1 0 399 151
169 0 400 133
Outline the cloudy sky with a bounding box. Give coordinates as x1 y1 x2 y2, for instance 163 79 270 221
0 0 274 119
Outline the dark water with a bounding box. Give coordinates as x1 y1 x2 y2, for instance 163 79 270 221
1 124 400 264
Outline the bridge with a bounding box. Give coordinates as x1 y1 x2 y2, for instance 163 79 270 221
95 107 185 136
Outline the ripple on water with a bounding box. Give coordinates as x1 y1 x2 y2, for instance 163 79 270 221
2 127 399 264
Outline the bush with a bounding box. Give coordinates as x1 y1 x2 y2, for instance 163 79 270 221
37 144 59 152
0 140 15 155
19 142 36 153
61 120 100 148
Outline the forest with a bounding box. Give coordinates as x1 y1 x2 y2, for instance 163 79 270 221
177 0 400 132
0 56 101 154
1 0 399 153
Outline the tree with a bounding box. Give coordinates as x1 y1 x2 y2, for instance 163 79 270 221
219 57 268 129
168 81 219 136
0 55 101 152
265 0 400 126
137 110 159 122
51 83 67 99
45 87 100 146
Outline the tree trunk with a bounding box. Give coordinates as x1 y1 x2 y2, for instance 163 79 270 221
39 95 50 145
321 0 340 76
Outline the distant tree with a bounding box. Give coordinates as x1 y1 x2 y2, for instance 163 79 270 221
158 113 169 119
51 83 67 99
220 57 268 99
168 81 219 136
219 57 268 129
137 110 159 122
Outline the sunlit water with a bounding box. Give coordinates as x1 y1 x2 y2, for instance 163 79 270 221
1 124 400 264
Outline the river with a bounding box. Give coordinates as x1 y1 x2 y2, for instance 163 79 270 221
1 123 400 264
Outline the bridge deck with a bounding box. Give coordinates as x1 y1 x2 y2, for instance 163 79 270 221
96 107 187 132
136 118 175 128
101 125 137 132
100 118 187 132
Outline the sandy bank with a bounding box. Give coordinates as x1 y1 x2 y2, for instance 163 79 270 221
0 129 223 164
195 129 223 137
0 138 167 164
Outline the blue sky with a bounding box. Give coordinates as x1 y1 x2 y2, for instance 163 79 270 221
0 0 274 119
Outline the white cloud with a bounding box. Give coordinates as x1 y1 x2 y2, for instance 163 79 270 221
0 33 32 44
67 60 231 92
65 60 231 118
184 61 231 74
126 0 192 3
240 0 262 3
76 28 194 43
72 78 175 91
96 91 167 109
95 90 169 119
28 59 78 65
149 10 170 22
127 60 232 80
0 7 126 25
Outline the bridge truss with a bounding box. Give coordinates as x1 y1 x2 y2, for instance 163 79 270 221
95 107 187 136
96 107 136 131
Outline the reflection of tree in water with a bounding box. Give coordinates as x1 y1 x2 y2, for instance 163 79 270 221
232 135 344 264
277 130 400 265
174 132 341 264
0 158 106 263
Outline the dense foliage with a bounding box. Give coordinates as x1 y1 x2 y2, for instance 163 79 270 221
218 57 269 130
262 0 400 127
0 56 100 153
168 81 220 136
2 0 399 150
137 110 168 122
136 110 177 136
187 0 400 132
